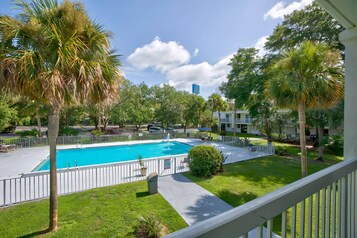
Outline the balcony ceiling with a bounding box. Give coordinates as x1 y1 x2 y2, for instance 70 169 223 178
316 0 357 29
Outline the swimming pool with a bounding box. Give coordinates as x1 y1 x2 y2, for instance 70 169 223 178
35 141 192 171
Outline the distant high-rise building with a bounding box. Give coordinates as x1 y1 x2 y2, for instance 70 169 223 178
192 84 200 95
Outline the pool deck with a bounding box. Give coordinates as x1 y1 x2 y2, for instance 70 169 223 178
0 138 270 179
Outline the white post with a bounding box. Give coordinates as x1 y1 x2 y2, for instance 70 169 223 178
340 27 357 160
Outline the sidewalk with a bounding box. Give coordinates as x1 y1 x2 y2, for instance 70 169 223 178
158 174 232 225
158 174 280 237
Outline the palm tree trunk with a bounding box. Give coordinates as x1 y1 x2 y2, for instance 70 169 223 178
298 102 308 177
36 108 42 138
317 125 324 161
48 106 60 231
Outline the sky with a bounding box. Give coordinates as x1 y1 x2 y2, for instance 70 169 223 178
0 0 313 99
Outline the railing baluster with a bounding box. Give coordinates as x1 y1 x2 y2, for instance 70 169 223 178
257 225 263 238
307 196 312 238
326 185 331 237
291 205 297 238
300 199 305 237
338 178 342 237
267 219 273 238
332 182 336 238
282 211 287 238
321 188 326 238
341 176 346 238
3 180 6 206
348 173 351 238
314 191 320 238
354 171 357 238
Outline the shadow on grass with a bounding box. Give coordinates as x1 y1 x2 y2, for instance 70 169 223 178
136 191 150 198
18 228 49 238
216 189 258 207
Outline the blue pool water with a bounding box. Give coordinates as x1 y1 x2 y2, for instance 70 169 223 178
36 141 192 171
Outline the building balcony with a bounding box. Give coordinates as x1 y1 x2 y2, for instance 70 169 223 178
166 157 357 237
220 118 253 124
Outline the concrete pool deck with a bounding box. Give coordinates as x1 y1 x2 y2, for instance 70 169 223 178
0 138 271 179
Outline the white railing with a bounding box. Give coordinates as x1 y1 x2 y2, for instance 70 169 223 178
166 157 357 238
0 155 189 207
0 133 190 148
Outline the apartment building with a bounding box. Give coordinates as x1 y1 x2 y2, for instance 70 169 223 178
214 110 342 137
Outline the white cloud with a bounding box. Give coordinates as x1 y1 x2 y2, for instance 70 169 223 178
127 38 233 98
193 48 199 57
264 0 312 20
165 55 232 97
127 36 190 73
254 35 269 56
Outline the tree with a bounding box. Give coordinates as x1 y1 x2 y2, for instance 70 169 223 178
182 93 206 132
0 0 123 231
220 48 263 109
16 99 48 137
266 41 343 177
128 83 155 130
251 102 278 143
207 93 227 132
265 3 344 53
153 85 184 128
306 100 344 161
0 93 18 132
221 49 279 140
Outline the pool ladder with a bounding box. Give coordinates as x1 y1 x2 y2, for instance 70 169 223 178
66 160 78 169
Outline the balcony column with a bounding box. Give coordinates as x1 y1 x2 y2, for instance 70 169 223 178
340 27 357 160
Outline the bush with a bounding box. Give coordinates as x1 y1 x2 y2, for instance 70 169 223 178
188 145 222 177
58 126 79 136
325 135 344 156
134 215 167 238
17 129 39 137
90 129 103 137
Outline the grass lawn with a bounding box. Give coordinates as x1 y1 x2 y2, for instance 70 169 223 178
0 181 187 237
183 143 342 236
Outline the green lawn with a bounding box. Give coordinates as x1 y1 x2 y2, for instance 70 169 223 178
183 143 342 236
0 181 187 237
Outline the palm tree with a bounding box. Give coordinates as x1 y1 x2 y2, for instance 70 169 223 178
0 0 123 231
266 41 343 177
207 93 228 132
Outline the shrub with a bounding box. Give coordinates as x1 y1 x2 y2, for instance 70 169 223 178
188 145 222 177
90 129 103 137
134 215 167 238
325 135 344 156
220 130 226 136
17 129 39 137
58 126 79 136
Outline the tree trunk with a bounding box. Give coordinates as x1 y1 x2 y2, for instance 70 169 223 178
317 125 325 161
36 109 42 138
298 102 308 177
233 106 237 138
184 124 187 133
48 106 60 231
98 114 102 130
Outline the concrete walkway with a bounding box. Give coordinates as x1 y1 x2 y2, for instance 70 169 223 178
159 174 279 237
158 174 232 225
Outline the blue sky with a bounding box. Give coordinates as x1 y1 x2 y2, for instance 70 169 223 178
0 0 312 98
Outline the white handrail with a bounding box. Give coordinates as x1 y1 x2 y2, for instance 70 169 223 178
166 158 357 238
